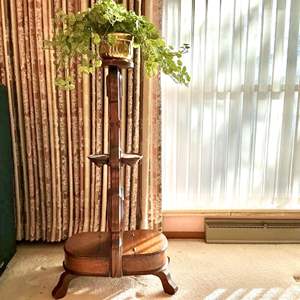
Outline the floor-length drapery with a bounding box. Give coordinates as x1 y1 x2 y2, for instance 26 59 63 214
143 0 163 230
0 0 163 241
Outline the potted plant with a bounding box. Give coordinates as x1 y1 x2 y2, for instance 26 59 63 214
46 0 190 89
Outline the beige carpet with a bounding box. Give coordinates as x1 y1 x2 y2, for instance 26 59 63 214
1 240 300 300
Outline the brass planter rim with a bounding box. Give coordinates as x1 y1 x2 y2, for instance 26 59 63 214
106 32 133 41
100 33 134 60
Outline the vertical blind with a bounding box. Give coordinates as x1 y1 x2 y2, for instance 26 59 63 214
161 0 300 210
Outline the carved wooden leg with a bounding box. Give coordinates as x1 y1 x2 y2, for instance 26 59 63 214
153 268 178 295
52 271 76 299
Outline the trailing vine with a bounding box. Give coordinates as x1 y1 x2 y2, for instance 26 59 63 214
45 0 190 89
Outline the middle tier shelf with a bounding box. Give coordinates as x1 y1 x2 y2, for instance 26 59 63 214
89 153 143 167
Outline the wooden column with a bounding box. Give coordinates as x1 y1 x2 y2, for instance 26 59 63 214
107 66 123 277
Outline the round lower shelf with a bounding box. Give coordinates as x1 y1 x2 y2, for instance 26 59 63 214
64 230 168 276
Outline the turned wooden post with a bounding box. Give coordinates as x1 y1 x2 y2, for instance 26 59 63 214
107 66 123 277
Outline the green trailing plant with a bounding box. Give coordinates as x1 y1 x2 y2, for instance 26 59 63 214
45 0 190 89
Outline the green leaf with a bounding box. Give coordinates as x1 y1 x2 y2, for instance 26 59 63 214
107 34 117 45
92 33 101 45
94 59 102 68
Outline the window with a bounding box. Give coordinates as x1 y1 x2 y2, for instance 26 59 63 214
162 0 300 210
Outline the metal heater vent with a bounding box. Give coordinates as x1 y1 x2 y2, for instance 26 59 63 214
205 218 300 243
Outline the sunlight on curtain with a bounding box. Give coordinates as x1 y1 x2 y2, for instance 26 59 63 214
161 0 300 210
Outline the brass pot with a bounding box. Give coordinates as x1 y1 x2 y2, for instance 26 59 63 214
100 33 134 60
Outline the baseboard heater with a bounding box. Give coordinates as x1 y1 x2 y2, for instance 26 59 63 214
205 218 300 243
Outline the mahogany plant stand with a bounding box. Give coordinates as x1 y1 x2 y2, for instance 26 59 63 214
52 58 178 299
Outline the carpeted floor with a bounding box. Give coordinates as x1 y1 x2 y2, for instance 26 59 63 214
1 240 300 299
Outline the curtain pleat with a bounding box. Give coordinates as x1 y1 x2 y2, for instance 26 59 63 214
0 0 162 241
148 0 162 229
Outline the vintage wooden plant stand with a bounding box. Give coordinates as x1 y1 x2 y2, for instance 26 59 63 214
52 58 178 298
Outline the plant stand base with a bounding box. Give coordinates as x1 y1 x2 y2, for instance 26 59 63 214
52 230 178 299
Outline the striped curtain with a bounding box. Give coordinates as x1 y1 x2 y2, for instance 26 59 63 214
0 0 162 241
162 0 300 210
